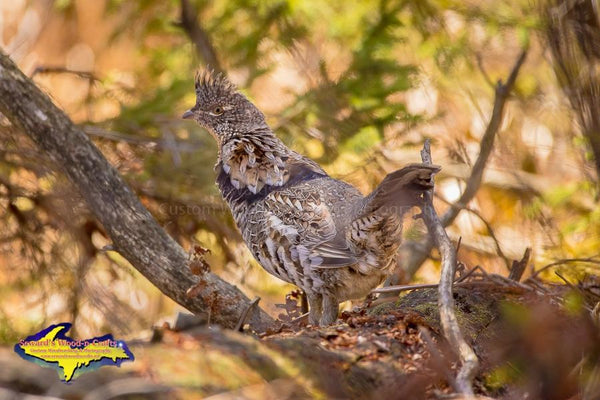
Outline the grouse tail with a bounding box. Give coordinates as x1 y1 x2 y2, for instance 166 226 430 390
362 163 441 215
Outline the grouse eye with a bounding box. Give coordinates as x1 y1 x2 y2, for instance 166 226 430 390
212 106 224 116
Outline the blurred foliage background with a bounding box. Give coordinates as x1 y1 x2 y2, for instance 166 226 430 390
0 0 599 345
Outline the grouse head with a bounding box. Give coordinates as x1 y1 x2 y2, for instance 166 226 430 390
182 70 268 143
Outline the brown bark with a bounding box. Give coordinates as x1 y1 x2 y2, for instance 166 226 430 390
0 50 273 331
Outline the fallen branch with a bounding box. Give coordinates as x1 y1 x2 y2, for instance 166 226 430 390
0 50 273 332
420 139 479 396
399 49 528 279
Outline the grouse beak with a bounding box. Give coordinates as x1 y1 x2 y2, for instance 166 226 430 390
181 109 195 120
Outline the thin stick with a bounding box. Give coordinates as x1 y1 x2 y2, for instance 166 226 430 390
420 139 478 397
528 257 600 279
455 265 487 283
372 269 509 295
373 282 440 294
290 312 309 324
234 297 261 332
31 65 99 81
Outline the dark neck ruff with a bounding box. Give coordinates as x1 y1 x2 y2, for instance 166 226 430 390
216 161 326 207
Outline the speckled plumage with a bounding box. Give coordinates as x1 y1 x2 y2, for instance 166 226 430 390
184 71 440 325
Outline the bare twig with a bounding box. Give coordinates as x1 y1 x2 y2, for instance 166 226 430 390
475 52 495 89
455 265 485 283
555 271 577 289
554 271 598 310
234 297 261 332
372 282 440 294
31 65 100 81
444 49 527 224
373 267 523 295
420 139 478 397
82 125 202 152
528 256 600 279
291 311 309 325
401 49 528 279
176 0 223 74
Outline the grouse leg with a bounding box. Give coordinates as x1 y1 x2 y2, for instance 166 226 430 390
320 294 339 325
307 293 323 326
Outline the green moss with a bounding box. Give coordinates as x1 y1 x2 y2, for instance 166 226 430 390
368 301 397 315
484 362 523 393
455 298 497 342
377 288 500 342
563 290 585 316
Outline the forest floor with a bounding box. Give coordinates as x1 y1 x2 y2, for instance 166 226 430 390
1 268 599 400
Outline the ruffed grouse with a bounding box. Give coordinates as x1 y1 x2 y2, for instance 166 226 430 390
183 71 440 326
